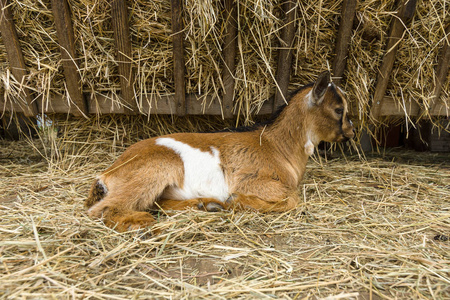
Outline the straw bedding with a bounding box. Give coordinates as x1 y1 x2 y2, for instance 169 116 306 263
0 0 449 126
1 116 449 299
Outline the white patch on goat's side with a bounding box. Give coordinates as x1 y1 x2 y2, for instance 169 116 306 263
156 137 229 202
304 139 314 156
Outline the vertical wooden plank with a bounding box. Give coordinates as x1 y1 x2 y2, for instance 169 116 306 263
332 0 357 84
0 0 37 116
170 0 186 116
273 0 296 110
111 0 137 114
222 0 237 119
430 24 450 114
51 0 88 117
370 0 417 120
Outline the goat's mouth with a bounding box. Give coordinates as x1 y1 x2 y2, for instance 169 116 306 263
336 133 354 143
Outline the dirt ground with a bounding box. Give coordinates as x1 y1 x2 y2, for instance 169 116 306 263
1 139 449 299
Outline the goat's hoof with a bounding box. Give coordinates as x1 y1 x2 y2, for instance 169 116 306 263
198 202 224 212
226 194 237 205
206 202 224 212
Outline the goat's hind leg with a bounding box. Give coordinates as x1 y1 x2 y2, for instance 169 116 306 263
100 203 156 232
86 144 186 233
89 197 227 232
87 193 157 232
87 175 179 232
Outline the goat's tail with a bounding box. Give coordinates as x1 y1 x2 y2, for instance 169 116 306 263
86 179 107 208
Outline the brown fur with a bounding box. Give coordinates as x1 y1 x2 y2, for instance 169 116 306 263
86 72 354 232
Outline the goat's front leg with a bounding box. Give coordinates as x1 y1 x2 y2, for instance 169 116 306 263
156 197 230 212
228 193 299 212
227 178 301 212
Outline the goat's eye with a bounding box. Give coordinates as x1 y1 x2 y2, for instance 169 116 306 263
335 108 344 115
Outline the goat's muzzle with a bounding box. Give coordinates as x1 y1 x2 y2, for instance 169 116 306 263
340 119 355 142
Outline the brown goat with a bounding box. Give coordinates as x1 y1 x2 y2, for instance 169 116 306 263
86 71 354 232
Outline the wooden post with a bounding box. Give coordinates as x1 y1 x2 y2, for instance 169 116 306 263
111 0 137 114
332 0 357 84
370 0 417 121
222 0 237 119
170 0 186 116
0 0 37 117
430 24 450 114
273 0 296 110
51 0 88 117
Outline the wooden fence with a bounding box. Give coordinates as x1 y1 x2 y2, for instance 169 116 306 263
0 0 449 119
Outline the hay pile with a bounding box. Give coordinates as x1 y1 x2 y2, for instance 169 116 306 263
345 0 450 124
1 0 448 126
1 118 449 299
389 0 450 116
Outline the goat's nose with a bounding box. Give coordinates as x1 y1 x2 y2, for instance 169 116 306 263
350 129 356 139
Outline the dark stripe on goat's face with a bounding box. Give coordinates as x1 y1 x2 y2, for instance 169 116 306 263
335 86 345 134
335 87 355 141
316 82 354 142
339 114 344 133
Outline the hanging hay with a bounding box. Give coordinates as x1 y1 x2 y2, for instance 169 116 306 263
389 0 450 118
345 0 396 129
3 0 63 106
0 0 448 127
345 0 450 128
1 123 449 298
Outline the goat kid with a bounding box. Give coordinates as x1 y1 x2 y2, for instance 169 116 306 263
86 71 354 232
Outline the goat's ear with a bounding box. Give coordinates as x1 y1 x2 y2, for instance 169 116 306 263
311 71 331 105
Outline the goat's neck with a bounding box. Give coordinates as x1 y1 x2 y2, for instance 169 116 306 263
263 103 314 182
266 115 310 156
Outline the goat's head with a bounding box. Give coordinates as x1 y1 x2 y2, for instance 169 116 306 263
306 71 355 144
